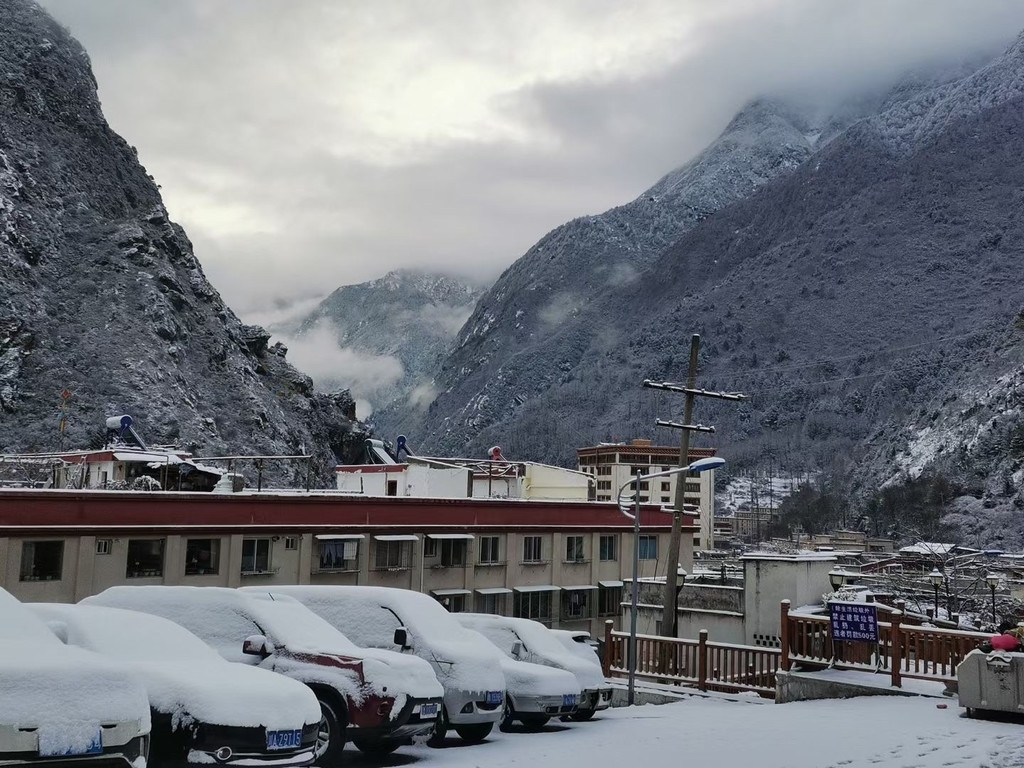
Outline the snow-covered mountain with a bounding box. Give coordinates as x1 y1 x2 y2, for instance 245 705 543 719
390 38 1024 546
286 270 484 418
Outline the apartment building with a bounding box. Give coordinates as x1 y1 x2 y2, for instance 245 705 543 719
577 439 718 550
0 487 697 639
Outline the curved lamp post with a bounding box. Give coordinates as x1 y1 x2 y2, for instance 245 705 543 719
616 455 725 706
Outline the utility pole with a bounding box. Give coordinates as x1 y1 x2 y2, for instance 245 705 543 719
643 334 746 637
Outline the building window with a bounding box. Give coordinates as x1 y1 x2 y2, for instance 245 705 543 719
478 535 501 565
126 539 165 578
476 592 507 615
374 540 411 570
561 589 593 620
564 535 586 563
318 539 358 571
386 480 398 496
638 535 658 560
597 480 611 490
424 537 438 558
599 535 617 561
522 535 543 563
435 594 466 612
20 540 63 581
185 538 220 575
284 536 299 550
661 482 671 492
599 586 622 616
241 538 273 575
440 539 467 567
514 591 552 622
95 539 112 555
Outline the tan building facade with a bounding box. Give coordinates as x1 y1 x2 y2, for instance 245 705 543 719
1 488 697 639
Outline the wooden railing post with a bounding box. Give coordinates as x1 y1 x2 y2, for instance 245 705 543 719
780 600 791 672
890 610 902 688
698 630 708 691
603 619 613 677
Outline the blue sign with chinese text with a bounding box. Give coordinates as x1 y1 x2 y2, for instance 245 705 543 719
829 601 878 643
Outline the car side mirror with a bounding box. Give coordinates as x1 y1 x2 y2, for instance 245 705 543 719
393 627 409 649
511 640 524 658
243 634 273 657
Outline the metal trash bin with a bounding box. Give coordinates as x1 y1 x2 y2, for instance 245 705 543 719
957 649 1024 716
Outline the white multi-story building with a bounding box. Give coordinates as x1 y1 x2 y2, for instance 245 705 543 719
577 439 718 550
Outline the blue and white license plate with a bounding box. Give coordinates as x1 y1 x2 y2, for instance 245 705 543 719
39 730 102 757
419 703 438 719
485 690 503 705
563 694 577 707
266 729 302 751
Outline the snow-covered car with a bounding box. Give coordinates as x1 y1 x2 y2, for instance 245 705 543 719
459 629 580 731
254 586 506 744
459 616 612 720
30 602 322 768
83 587 443 761
0 588 150 768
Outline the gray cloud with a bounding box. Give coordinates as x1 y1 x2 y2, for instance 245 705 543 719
38 0 1024 323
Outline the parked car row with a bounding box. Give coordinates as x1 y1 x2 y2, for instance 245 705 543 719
0 585 613 768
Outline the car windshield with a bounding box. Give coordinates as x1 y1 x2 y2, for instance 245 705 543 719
244 593 362 653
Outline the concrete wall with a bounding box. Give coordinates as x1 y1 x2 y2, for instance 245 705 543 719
742 554 835 644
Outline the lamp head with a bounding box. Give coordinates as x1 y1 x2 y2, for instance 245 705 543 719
828 568 847 590
986 573 1000 589
686 457 726 473
928 568 944 587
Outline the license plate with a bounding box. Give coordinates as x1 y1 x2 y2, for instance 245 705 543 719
563 694 577 707
39 730 102 757
266 729 302 751
419 703 438 719
486 690 503 705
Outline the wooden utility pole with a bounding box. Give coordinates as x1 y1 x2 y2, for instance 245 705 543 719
643 334 746 637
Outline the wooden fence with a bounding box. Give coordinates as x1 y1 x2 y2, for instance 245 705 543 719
602 622 780 697
601 600 991 699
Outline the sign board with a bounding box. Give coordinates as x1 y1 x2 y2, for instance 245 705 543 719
829 601 879 643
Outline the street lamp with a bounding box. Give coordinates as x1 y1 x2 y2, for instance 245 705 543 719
828 568 849 591
986 573 1000 625
616 456 725 706
928 568 943 618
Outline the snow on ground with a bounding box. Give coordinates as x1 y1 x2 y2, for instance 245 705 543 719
347 695 1024 768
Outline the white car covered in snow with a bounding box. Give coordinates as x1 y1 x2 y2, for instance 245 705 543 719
84 587 443 761
459 629 581 731
0 588 150 768
458 615 613 720
254 586 506 745
30 602 322 768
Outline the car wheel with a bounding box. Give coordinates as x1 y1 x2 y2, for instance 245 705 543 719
570 708 596 721
315 697 346 764
351 737 401 756
499 695 516 732
454 722 493 743
427 705 449 747
520 715 549 732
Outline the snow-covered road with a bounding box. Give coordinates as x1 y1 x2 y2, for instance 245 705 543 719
345 695 1024 768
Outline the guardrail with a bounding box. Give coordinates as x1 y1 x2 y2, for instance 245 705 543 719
781 600 989 687
602 621 779 697
600 598 991 700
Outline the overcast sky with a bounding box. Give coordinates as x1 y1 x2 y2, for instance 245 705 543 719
37 0 1024 326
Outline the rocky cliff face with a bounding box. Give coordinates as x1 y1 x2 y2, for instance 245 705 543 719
0 0 367 482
